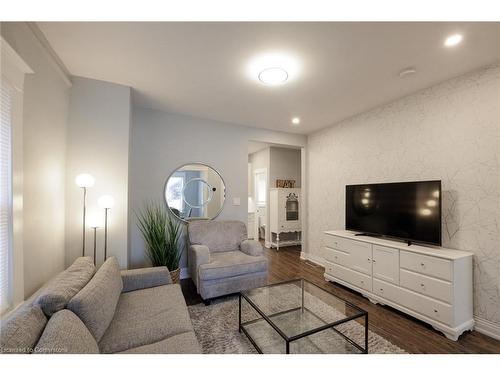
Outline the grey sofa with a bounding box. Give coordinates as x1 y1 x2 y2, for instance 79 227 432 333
0 256 200 354
188 220 268 302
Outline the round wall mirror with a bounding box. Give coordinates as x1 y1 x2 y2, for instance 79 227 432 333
165 163 226 222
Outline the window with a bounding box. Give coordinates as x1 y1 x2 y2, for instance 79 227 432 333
255 171 267 206
166 175 184 212
0 80 13 314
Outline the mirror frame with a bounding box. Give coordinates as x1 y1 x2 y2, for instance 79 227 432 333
164 162 226 223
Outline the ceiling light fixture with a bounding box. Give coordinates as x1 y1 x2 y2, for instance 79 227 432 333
247 52 300 87
291 117 300 125
258 67 288 86
444 34 463 47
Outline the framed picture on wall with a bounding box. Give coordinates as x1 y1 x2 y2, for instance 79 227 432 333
276 179 296 188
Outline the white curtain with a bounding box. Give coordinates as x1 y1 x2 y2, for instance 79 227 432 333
0 79 13 314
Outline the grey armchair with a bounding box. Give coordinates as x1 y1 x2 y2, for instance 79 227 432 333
187 220 268 302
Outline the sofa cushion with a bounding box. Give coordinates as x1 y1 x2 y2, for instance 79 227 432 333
188 220 247 253
98 284 194 353
116 332 201 354
34 310 99 354
198 251 268 281
34 257 95 316
68 257 123 342
0 304 47 354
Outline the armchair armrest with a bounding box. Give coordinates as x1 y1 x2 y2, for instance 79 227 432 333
240 239 264 256
188 245 211 288
121 267 172 292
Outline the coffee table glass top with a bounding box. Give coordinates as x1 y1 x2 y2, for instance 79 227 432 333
240 278 367 351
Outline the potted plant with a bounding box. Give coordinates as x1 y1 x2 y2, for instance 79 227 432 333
136 202 183 283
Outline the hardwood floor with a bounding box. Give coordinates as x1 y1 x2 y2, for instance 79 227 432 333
181 244 500 353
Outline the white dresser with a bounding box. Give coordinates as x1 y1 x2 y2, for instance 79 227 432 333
323 230 474 340
269 188 301 250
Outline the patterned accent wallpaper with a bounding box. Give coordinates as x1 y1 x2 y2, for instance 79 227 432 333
307 63 500 325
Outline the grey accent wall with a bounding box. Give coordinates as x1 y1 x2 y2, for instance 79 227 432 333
129 108 306 269
1 23 71 297
307 63 500 326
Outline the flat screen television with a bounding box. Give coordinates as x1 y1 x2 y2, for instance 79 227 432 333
346 180 441 246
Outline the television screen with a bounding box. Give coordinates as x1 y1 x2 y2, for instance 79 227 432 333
346 180 441 246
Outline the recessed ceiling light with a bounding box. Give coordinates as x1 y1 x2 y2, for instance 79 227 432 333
258 67 288 86
291 117 300 125
399 67 417 78
444 34 463 47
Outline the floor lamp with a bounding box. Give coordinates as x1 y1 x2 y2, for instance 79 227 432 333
98 195 115 261
75 174 95 257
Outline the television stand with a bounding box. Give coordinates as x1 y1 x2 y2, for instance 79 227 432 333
354 233 382 238
322 230 475 341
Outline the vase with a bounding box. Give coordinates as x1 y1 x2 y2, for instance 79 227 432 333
170 268 180 284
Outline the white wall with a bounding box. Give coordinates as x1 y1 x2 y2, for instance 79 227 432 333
1 23 71 297
129 108 306 270
307 63 500 328
269 147 301 188
65 77 131 269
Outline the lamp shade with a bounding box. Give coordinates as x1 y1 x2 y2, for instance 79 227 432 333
75 173 95 188
87 214 103 228
98 195 115 209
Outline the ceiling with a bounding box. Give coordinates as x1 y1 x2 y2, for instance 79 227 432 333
38 22 500 134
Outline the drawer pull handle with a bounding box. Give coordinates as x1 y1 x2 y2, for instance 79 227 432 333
334 255 338 259
420 262 425 267
367 258 371 262
360 280 364 284
372 259 376 263
433 309 438 313
379 288 384 292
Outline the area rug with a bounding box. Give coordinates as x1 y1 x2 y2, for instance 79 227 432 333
188 292 407 354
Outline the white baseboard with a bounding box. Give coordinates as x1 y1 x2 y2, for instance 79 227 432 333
300 252 325 267
180 267 190 280
474 315 500 340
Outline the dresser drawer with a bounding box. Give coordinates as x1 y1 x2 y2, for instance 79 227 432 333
373 279 400 304
325 261 372 293
323 234 371 254
399 288 453 325
400 269 452 303
400 251 452 281
322 247 351 268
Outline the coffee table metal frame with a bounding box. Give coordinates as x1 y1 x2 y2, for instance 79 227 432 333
238 278 368 354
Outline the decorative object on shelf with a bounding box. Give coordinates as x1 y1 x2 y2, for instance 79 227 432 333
75 173 95 256
276 179 295 188
98 195 115 261
269 188 301 250
136 202 183 283
165 163 226 222
87 215 102 266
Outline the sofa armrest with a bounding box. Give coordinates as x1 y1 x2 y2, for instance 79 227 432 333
240 239 264 256
120 267 172 293
188 245 210 288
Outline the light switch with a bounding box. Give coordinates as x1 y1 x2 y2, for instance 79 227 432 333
233 197 241 206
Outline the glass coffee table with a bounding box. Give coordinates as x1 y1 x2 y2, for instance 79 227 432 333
239 279 368 354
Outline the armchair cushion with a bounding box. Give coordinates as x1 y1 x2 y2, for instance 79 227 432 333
188 220 246 253
198 251 267 281
240 239 264 256
188 244 210 288
121 267 172 293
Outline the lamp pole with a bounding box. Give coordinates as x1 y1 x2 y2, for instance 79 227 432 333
91 226 98 266
82 187 87 257
75 173 95 257
104 207 109 260
98 195 115 262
